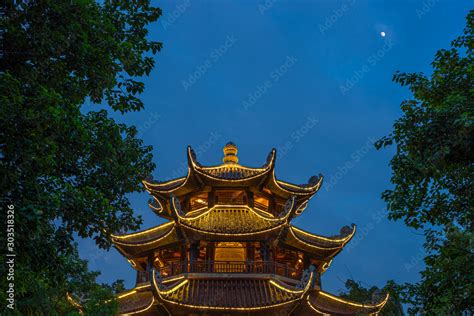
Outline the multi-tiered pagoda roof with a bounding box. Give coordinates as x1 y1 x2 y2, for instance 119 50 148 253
111 143 388 315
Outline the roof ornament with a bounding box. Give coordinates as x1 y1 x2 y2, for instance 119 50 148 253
262 148 276 168
188 146 202 167
305 174 323 187
338 224 356 238
223 142 238 164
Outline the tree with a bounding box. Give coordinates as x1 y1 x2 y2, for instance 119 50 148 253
0 1 161 314
340 279 405 315
375 10 473 315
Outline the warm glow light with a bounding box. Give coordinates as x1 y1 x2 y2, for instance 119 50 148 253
151 269 315 311
307 296 330 315
273 170 323 194
113 145 386 315
143 176 186 190
117 290 137 299
66 292 84 315
172 200 292 223
189 147 275 182
111 221 174 240
319 291 390 308
122 297 155 315
162 275 185 283
291 225 356 244
289 227 343 250
113 224 176 247
153 270 189 295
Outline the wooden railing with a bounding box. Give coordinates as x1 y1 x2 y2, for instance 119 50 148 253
159 261 301 279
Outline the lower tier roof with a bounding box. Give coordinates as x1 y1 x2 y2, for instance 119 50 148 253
117 282 389 315
302 290 389 315
117 286 155 315
151 267 316 314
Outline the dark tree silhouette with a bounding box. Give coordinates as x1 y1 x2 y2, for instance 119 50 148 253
0 1 161 313
375 10 473 315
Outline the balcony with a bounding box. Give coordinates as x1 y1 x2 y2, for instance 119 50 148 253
159 260 302 280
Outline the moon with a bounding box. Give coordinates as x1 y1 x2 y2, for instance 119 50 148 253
380 31 386 37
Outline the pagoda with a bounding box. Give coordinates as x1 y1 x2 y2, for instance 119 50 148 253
112 143 388 315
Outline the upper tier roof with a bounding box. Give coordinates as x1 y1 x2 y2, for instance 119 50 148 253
142 144 323 207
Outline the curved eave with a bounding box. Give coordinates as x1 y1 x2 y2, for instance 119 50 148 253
306 290 389 315
271 171 324 197
142 176 187 193
151 268 315 312
188 146 276 183
147 196 165 216
117 287 156 315
111 222 180 259
283 224 356 260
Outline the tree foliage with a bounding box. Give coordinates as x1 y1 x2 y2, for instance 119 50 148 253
0 1 161 314
340 279 405 316
375 10 473 315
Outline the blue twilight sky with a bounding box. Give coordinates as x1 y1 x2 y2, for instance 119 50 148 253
79 0 472 295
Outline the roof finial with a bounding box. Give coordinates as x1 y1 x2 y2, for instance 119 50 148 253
223 142 238 164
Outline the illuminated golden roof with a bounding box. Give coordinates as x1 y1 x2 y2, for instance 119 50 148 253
111 222 179 258
116 288 155 315
305 290 390 315
190 145 275 181
151 268 315 312
170 195 296 237
283 224 356 260
141 145 324 220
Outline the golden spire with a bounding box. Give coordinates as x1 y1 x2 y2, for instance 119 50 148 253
223 142 238 164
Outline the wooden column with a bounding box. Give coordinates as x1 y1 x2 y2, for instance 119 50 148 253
206 242 215 272
246 242 255 272
247 191 254 208
208 190 215 207
269 197 275 214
